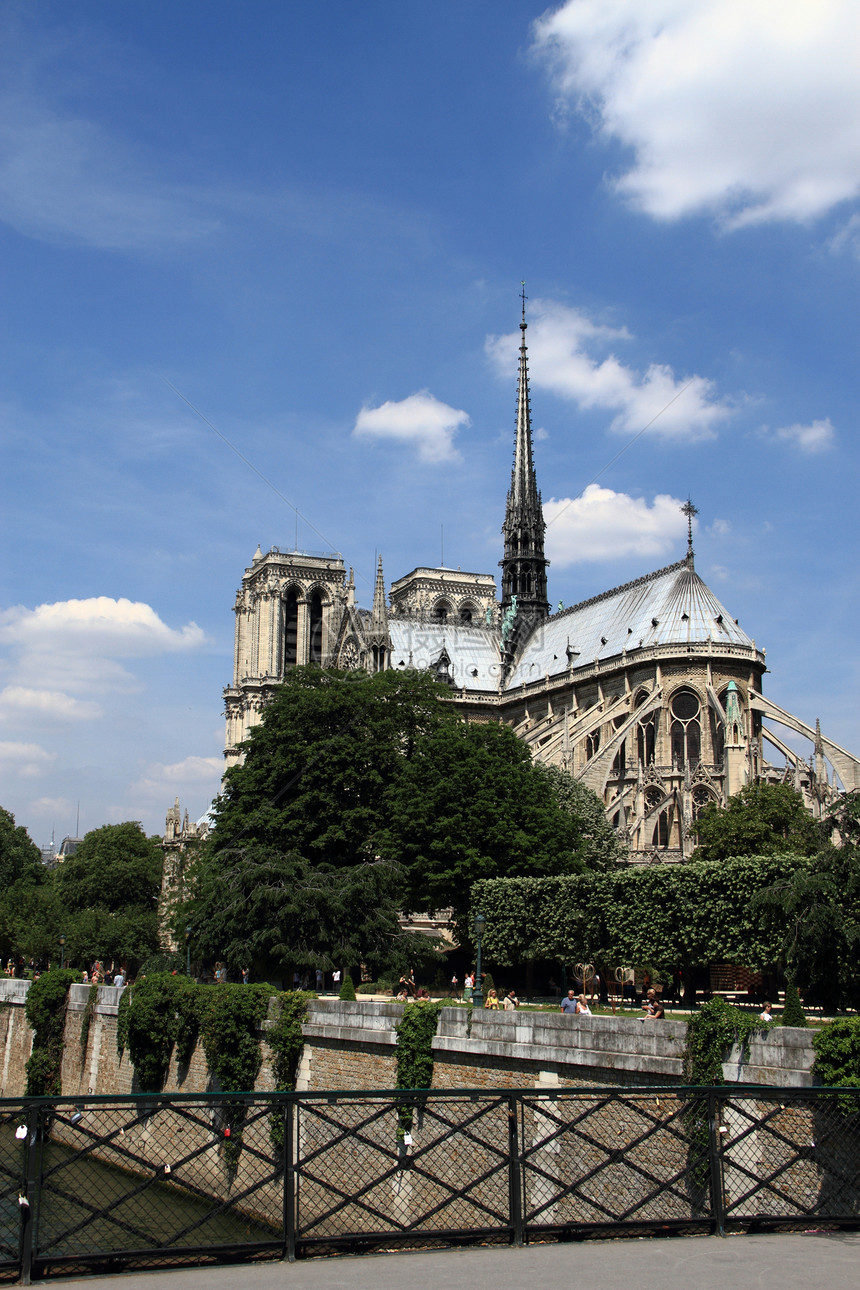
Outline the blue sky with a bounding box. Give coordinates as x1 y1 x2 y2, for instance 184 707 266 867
2 0 859 845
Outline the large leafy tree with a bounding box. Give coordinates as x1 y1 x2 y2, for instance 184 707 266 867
691 782 821 862
185 845 404 981
380 722 587 933
185 668 459 979
9 822 163 971
537 765 626 870
0 807 43 888
0 808 46 962
212 667 453 864
184 667 598 975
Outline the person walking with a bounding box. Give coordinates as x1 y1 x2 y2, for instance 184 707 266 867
503 989 519 1010
560 989 578 1014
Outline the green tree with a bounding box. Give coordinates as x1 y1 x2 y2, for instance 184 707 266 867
691 782 821 862
751 844 860 1011
181 844 404 983
212 667 454 866
538 765 626 869
379 721 585 935
8 822 163 972
0 807 43 888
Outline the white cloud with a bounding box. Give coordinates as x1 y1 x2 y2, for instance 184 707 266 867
1 598 206 657
486 300 728 442
0 686 102 720
762 418 836 453
534 0 860 227
130 756 223 807
0 741 55 778
353 391 469 464
0 597 208 699
544 485 688 565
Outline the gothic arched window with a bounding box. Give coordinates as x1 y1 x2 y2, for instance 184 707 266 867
430 599 452 623
670 689 701 768
283 590 299 668
309 591 323 664
637 710 657 765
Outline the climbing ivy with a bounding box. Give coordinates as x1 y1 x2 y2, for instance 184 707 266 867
684 997 768 1085
117 972 201 1092
200 984 272 1172
267 991 313 1156
394 1000 446 1134
78 983 99 1057
24 968 79 1096
395 1001 444 1090
267 991 314 1092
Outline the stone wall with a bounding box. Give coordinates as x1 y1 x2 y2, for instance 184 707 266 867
0 981 817 1100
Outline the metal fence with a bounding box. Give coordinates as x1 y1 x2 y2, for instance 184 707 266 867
0 1085 858 1280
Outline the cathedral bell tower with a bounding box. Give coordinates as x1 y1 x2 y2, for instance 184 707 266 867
500 291 550 624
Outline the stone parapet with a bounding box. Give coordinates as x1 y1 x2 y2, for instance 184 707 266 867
301 998 404 1047
723 1027 816 1087
434 1008 688 1080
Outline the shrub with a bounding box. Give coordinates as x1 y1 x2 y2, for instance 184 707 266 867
781 980 808 1028
338 975 356 1001
813 1018 860 1087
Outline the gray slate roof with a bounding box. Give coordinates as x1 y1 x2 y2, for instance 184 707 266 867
506 559 754 688
388 619 502 692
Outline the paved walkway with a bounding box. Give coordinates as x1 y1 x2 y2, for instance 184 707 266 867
52 1232 860 1290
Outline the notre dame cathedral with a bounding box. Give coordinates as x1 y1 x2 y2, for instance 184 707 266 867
222 307 860 863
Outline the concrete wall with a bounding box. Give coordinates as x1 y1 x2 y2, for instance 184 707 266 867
0 981 817 1100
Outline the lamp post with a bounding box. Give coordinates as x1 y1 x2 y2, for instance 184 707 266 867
59 934 66 970
473 913 486 1009
185 925 193 978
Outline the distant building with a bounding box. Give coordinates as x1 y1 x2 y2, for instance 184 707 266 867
221 303 860 862
55 836 83 863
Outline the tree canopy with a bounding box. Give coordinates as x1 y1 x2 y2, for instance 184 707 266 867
472 846 860 1009
691 782 821 862
3 821 162 971
0 807 42 889
182 667 607 977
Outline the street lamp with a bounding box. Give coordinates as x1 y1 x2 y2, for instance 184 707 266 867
185 925 193 978
473 913 486 1009
59 934 66 970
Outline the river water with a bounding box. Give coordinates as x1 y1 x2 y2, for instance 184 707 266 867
0 1117 279 1267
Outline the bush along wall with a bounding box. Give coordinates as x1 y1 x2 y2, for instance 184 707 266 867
116 979 314 1170
394 1000 448 1136
682 997 770 1209
25 969 80 1096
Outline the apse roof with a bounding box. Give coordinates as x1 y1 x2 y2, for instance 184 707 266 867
505 559 755 689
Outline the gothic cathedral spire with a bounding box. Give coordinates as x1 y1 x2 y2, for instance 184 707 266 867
500 289 550 621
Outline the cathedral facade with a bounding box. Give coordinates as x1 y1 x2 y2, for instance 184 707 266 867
223 308 860 862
